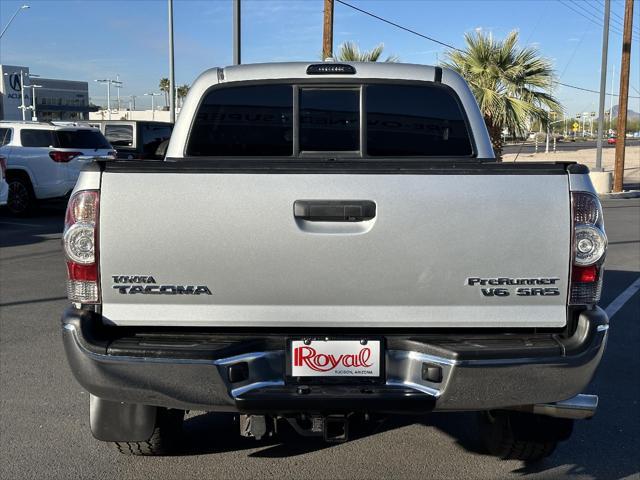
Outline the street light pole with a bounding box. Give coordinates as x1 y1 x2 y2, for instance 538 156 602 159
29 84 42 121
19 70 27 121
0 5 30 40
168 0 176 123
595 0 610 172
233 0 241 65
95 79 123 120
144 93 162 120
116 74 122 111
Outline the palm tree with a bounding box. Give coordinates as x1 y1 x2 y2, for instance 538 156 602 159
159 78 170 107
443 30 562 159
336 41 399 62
177 84 189 107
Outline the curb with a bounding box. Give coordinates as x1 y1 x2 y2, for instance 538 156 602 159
598 190 640 199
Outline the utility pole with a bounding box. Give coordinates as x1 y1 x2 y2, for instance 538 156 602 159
168 0 176 123
613 0 634 193
130 95 136 111
233 0 241 65
595 0 610 172
322 0 334 60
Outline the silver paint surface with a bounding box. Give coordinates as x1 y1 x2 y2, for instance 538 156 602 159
99 172 570 327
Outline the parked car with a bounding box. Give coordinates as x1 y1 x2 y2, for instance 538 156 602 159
0 121 115 214
88 120 173 160
62 62 608 461
607 136 616 145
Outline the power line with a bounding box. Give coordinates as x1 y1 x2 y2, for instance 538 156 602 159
556 81 640 99
335 0 640 99
558 0 623 36
567 0 623 35
597 0 640 35
334 0 462 52
560 0 639 41
559 27 589 78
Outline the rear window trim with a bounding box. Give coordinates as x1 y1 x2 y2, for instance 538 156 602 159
184 78 477 161
104 123 136 148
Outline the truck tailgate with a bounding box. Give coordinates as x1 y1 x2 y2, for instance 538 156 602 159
99 172 570 328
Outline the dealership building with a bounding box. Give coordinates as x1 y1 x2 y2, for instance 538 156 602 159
0 64 95 121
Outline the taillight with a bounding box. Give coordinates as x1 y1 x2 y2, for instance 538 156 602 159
570 192 607 305
50 151 82 163
0 155 6 177
63 190 99 303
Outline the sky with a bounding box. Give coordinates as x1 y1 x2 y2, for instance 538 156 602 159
1 0 639 115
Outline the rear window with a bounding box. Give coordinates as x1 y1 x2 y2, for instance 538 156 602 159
299 89 359 152
0 128 12 146
55 129 111 149
104 124 134 147
141 124 172 155
366 85 472 156
187 85 293 156
186 82 472 158
20 129 54 148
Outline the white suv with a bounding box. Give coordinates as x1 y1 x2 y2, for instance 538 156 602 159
0 122 115 214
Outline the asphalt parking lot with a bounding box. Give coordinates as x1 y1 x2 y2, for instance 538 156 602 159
1 199 638 480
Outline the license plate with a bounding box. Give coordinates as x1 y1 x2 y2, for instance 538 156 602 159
290 339 381 377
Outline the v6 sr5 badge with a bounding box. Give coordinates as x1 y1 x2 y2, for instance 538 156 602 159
466 277 560 298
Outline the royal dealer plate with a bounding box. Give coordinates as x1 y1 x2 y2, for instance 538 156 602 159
289 339 382 378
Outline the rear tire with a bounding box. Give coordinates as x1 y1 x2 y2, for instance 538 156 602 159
114 408 184 456
6 173 35 216
479 410 573 462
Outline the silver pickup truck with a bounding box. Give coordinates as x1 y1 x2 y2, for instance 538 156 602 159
61 62 608 460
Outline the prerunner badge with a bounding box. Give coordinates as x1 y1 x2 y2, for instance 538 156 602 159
291 340 381 377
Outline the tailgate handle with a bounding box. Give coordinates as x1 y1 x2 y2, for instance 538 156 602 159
294 200 376 222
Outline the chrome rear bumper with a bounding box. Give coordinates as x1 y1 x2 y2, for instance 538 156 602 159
62 306 608 415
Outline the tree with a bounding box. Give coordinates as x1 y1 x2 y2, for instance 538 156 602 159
443 31 562 159
159 78 170 107
177 84 189 107
336 41 399 62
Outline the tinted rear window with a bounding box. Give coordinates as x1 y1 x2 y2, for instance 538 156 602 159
104 124 134 147
185 82 473 158
20 129 54 147
141 124 172 155
55 130 111 149
366 85 472 156
299 89 359 152
187 85 293 156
